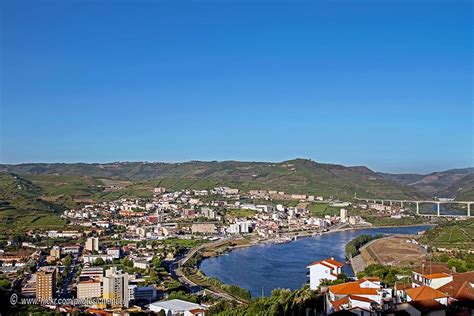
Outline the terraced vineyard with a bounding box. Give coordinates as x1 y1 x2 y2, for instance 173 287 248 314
420 219 474 250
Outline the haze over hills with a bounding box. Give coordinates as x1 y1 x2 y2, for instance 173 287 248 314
378 168 474 200
2 159 472 202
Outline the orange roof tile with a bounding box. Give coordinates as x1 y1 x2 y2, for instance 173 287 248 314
308 258 344 268
349 295 375 303
189 308 207 314
454 281 474 301
325 258 345 267
357 277 380 283
329 282 378 295
438 271 474 298
408 299 445 312
395 283 411 291
405 286 448 301
331 297 349 311
423 273 452 279
413 263 451 275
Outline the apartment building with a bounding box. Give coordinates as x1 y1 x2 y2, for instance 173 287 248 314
36 269 56 301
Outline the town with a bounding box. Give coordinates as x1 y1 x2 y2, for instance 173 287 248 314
1 185 472 315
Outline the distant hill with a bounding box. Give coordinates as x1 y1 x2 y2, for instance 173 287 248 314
0 173 59 212
0 159 424 200
0 173 65 236
378 168 474 200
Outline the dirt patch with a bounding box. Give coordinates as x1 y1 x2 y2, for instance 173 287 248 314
362 235 427 268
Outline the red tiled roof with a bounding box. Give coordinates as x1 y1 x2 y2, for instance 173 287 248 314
189 308 207 314
438 271 474 298
408 299 445 312
357 277 380 283
329 282 378 295
395 283 411 291
413 263 451 275
308 258 344 268
424 273 452 279
332 297 349 311
325 258 345 267
349 295 375 303
454 281 474 301
405 286 447 301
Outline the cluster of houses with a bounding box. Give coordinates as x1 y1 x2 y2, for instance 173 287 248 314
55 186 370 243
308 258 473 315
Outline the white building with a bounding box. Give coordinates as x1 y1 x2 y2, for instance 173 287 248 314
77 278 102 299
134 259 150 270
103 267 130 307
149 299 206 316
85 237 99 252
326 278 389 314
106 247 121 259
404 286 449 306
340 208 348 223
227 221 252 234
307 257 344 289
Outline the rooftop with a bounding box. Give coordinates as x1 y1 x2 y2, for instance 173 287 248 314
149 299 203 311
423 272 452 279
308 257 344 268
329 282 378 296
405 286 447 301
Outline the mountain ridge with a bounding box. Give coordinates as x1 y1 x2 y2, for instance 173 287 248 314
1 159 472 200
0 159 424 200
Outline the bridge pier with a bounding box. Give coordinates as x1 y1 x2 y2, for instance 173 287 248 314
416 202 419 215
437 202 441 216
401 201 404 208
389 201 393 206
468 203 471 217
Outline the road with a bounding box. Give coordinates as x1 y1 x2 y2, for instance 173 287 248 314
169 237 248 304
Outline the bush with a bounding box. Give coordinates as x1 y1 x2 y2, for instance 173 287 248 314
345 234 383 259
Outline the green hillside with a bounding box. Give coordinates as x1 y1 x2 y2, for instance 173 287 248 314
0 173 65 237
1 159 425 199
379 168 473 200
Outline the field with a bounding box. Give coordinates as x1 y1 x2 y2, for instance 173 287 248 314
362 236 427 268
420 219 474 250
0 209 65 236
307 203 340 216
226 208 257 219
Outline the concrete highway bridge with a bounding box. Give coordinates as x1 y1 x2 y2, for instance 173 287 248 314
355 198 473 217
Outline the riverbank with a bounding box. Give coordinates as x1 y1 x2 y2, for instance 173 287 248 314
199 225 433 297
197 223 435 262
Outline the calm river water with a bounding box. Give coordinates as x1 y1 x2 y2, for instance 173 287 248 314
200 225 432 297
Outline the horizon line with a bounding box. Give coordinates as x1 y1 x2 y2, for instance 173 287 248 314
0 158 472 176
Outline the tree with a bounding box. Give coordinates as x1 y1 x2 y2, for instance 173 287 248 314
447 258 468 273
152 256 161 269
63 255 72 268
94 257 105 266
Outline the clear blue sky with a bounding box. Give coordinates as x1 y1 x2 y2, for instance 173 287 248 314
1 0 472 173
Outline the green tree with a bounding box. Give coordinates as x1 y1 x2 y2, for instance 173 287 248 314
152 256 161 269
63 255 72 268
447 258 468 273
94 257 105 266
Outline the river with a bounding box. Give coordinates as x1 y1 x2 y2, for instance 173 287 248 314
199 225 432 297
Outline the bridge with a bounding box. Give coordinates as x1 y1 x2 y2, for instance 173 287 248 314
355 198 473 217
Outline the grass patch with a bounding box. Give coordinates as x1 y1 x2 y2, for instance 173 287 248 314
226 209 257 219
307 203 340 216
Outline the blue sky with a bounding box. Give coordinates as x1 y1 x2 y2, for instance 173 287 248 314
1 0 472 173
